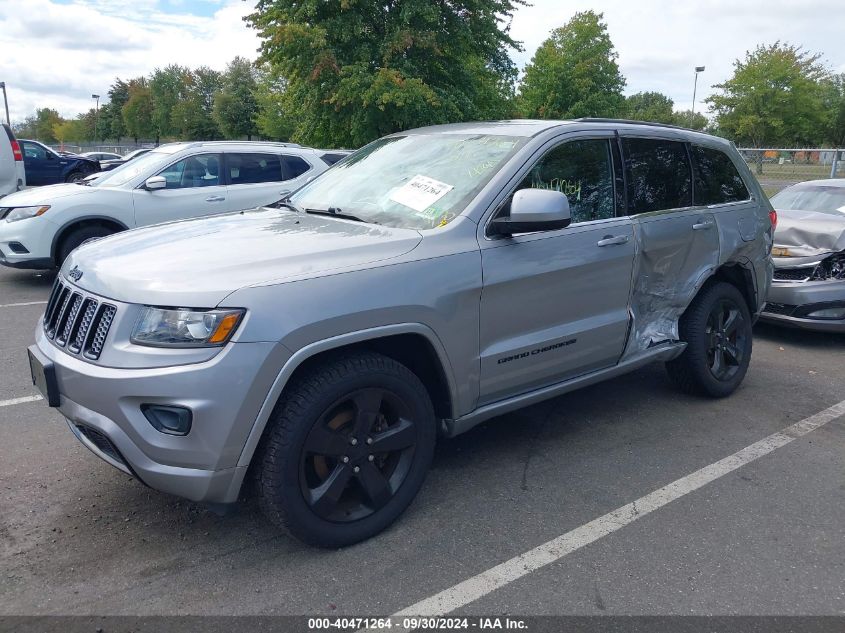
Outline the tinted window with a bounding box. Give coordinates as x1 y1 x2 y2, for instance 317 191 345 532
516 139 615 224
690 145 750 205
282 155 310 180
228 153 283 185
622 138 692 214
157 154 221 189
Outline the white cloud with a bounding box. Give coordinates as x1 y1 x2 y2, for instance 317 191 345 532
509 0 845 113
1 0 843 124
0 0 260 121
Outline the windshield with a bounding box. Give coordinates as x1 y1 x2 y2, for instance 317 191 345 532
91 151 173 188
289 133 527 229
771 185 845 216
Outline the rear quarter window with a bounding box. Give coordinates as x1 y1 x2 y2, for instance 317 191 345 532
281 155 311 180
690 145 750 205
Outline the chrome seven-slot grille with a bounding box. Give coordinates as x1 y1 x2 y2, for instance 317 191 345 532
43 278 117 360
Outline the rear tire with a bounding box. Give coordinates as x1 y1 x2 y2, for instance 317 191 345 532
665 282 753 398
256 352 436 548
57 225 114 267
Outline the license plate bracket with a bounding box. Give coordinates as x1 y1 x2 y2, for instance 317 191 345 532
27 346 60 407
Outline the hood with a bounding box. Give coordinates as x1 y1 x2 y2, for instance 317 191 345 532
64 208 423 306
0 183 94 206
773 207 845 258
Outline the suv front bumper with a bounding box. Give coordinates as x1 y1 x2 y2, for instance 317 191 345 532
32 325 286 503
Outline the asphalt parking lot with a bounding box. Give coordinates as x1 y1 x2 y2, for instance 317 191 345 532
1 264 844 618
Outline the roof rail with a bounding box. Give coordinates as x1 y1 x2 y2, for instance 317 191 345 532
180 140 303 149
574 118 704 133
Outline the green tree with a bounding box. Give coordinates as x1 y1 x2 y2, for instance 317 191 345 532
706 42 830 172
53 117 86 145
106 79 131 141
821 73 845 147
122 79 154 143
254 66 292 140
672 110 708 131
624 91 675 124
518 11 625 119
13 115 38 139
247 0 526 147
212 57 259 140
30 108 62 143
150 65 189 142
171 68 222 140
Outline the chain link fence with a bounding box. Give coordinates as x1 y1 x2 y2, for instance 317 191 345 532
737 148 844 195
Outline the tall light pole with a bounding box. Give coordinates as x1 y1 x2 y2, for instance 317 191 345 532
691 66 705 126
0 82 10 126
91 94 100 143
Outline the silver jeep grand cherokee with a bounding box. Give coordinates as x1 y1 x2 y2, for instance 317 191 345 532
28 119 774 547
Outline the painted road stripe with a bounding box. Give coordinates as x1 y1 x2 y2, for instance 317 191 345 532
0 395 43 407
0 300 47 308
394 398 845 617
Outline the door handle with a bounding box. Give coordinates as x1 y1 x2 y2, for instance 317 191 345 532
693 220 714 230
205 196 226 202
597 235 630 247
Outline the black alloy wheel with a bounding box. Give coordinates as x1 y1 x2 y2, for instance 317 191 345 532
300 387 418 522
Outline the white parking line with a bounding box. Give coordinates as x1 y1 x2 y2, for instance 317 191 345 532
394 398 845 617
0 395 43 407
0 300 47 308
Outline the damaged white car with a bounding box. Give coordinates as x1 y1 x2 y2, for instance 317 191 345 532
761 179 845 332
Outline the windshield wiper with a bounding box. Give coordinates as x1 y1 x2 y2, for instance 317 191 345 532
273 197 302 213
305 207 368 223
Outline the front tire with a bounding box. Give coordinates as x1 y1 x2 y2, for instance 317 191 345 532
65 171 85 183
256 352 436 547
57 225 114 267
665 282 753 398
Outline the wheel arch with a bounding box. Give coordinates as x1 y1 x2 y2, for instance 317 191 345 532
703 261 758 317
236 324 458 473
51 216 129 265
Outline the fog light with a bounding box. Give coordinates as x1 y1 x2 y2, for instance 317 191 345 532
141 404 192 435
8 241 29 254
805 307 845 319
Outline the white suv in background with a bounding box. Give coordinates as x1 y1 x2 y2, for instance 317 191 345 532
0 141 337 269
1 123 26 198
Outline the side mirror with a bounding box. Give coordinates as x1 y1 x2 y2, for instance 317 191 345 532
490 189 571 235
46 152 54 160
144 176 167 191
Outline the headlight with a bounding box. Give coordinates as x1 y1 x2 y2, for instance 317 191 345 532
5 205 50 222
131 307 245 347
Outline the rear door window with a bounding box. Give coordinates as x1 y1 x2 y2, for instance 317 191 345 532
690 145 750 205
227 153 283 185
622 138 692 214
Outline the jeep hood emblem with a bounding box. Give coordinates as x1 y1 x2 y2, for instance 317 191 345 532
68 266 83 282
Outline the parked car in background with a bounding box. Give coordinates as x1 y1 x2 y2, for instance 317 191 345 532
19 140 99 185
0 141 335 269
80 151 122 162
97 148 153 172
27 120 774 547
1 124 25 197
760 179 845 331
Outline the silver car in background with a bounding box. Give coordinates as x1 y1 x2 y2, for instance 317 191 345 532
761 179 845 331
27 119 774 547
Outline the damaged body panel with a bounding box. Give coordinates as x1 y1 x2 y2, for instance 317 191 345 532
761 179 845 331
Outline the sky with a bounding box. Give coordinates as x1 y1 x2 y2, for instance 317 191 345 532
1 0 844 123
